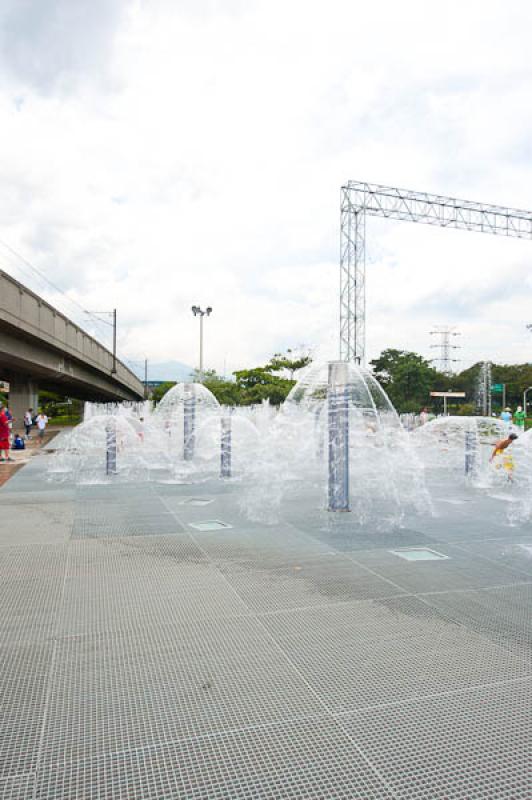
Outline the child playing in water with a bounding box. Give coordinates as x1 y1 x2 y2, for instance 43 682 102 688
490 433 518 480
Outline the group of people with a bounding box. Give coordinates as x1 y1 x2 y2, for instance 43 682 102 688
0 404 49 462
500 405 526 430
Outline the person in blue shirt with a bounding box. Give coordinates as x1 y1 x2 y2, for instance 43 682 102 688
500 407 512 430
12 434 25 450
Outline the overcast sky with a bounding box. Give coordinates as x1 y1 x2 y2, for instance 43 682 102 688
1 0 532 376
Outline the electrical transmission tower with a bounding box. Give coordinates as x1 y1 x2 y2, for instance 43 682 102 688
430 326 461 374
340 182 532 364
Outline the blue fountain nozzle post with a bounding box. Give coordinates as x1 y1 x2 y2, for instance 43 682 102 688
327 361 350 512
220 414 232 478
465 429 476 477
105 417 117 475
183 386 196 461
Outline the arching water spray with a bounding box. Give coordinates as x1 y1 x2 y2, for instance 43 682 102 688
220 414 232 479
106 417 117 475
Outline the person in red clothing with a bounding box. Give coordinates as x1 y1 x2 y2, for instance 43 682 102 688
0 404 13 462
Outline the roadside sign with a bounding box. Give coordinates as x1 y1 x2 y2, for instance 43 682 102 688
430 392 465 398
491 384 504 393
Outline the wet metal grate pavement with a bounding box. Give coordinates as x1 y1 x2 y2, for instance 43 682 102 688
0 459 531 798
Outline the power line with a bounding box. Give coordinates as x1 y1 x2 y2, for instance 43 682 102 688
0 237 116 347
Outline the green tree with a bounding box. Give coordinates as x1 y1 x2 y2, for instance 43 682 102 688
456 362 532 412
233 367 295 406
187 368 240 406
266 348 312 379
151 382 176 406
189 368 225 383
149 350 311 408
370 348 439 412
206 381 241 406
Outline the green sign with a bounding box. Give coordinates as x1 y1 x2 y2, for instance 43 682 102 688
491 384 504 393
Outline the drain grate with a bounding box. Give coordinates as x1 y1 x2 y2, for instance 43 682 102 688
390 547 449 561
180 497 215 506
189 520 233 531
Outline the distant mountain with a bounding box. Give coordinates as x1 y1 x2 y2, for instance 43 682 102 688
143 360 194 382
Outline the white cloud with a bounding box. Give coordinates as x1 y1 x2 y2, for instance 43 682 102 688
0 0 532 376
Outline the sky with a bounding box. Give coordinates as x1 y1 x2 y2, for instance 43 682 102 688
1 0 532 378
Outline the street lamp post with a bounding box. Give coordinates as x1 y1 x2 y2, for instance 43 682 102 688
191 306 212 382
112 309 117 374
523 386 532 417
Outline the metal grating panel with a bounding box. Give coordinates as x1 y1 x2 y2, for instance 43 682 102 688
40 617 325 767
72 512 184 538
56 562 250 636
66 536 207 577
0 546 68 645
260 596 532 712
0 773 35 799
0 504 74 545
289 517 436 552
454 540 532 580
218 554 406 613
0 642 54 778
35 717 395 799
0 489 75 505
348 545 532 593
338 679 532 798
188 527 331 562
422 584 532 658
1 456 531 798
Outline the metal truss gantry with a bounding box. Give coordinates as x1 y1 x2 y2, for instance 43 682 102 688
340 181 532 363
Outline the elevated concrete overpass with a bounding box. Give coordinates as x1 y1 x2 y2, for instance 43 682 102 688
0 271 144 422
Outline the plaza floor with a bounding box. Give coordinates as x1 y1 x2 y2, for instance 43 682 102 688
1 446 531 798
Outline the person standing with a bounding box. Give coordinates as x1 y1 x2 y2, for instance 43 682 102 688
500 407 512 425
35 410 49 444
513 405 526 432
24 408 33 439
4 406 14 445
0 405 13 462
500 406 512 434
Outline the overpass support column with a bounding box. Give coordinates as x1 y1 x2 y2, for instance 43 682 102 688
8 377 39 430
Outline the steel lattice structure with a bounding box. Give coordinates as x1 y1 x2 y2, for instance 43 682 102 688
430 325 461 375
340 181 532 363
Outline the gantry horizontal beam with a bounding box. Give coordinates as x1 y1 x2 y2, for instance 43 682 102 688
342 181 532 239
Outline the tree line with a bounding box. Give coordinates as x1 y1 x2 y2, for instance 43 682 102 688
371 349 532 414
151 349 312 407
150 347 532 414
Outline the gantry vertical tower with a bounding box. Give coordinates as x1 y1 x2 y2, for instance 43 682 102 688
430 325 461 374
340 182 532 364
